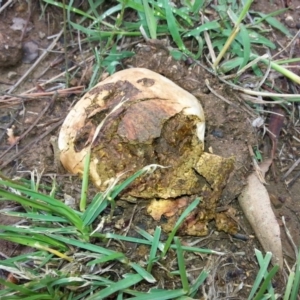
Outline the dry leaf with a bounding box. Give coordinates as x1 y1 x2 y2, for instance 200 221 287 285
147 197 188 220
238 159 283 268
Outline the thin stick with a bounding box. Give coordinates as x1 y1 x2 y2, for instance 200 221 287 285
0 95 57 160
282 157 300 180
0 86 84 104
282 216 298 259
272 29 300 60
7 30 64 94
4 55 94 98
0 119 64 168
0 0 14 14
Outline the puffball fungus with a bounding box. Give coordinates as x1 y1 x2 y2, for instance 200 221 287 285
58 68 206 199
59 68 238 236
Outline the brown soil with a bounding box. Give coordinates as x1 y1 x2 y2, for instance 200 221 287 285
0 0 300 299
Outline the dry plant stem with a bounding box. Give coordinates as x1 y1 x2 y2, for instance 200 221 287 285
62 0 69 86
0 95 57 161
19 1 32 42
220 77 300 98
0 86 84 104
38 47 78 79
240 94 284 104
248 145 267 184
0 0 14 14
205 79 255 117
213 26 240 68
286 169 300 188
282 157 300 180
12 55 94 96
282 216 298 259
268 106 285 159
205 79 236 106
7 29 64 94
123 204 137 237
272 29 300 60
0 119 64 168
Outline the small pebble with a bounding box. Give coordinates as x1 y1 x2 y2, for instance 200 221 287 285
269 193 283 209
22 41 39 64
39 31 46 39
7 71 17 80
285 15 296 28
211 129 224 138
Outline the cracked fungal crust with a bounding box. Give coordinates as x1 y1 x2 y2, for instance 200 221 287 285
59 68 205 200
59 68 237 235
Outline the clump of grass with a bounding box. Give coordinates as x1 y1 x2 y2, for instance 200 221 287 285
0 167 219 299
0 166 299 298
42 0 300 99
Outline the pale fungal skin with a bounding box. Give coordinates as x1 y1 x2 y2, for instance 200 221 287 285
58 68 205 178
58 68 236 236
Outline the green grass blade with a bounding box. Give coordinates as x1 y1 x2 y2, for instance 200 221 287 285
238 24 250 70
46 234 118 256
129 263 156 283
236 0 253 24
283 271 295 300
248 30 276 49
163 0 185 51
248 250 272 300
103 233 151 246
0 278 36 296
174 237 189 292
183 20 220 37
220 57 244 73
191 0 205 14
290 245 300 300
253 265 279 300
80 149 91 212
82 192 107 226
0 251 44 266
1 211 68 223
142 0 157 39
253 10 291 37
162 198 200 257
87 252 126 265
110 165 160 199
189 270 209 296
0 180 84 232
42 0 95 20
147 226 161 272
0 187 52 212
0 230 68 250
86 274 143 299
128 289 186 299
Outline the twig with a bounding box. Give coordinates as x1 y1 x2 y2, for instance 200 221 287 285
0 119 64 168
205 79 236 106
1 55 94 99
0 0 14 14
282 216 298 259
7 29 64 94
123 205 137 237
282 157 300 180
286 169 300 188
272 29 300 60
0 94 57 161
0 86 84 104
19 0 33 42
